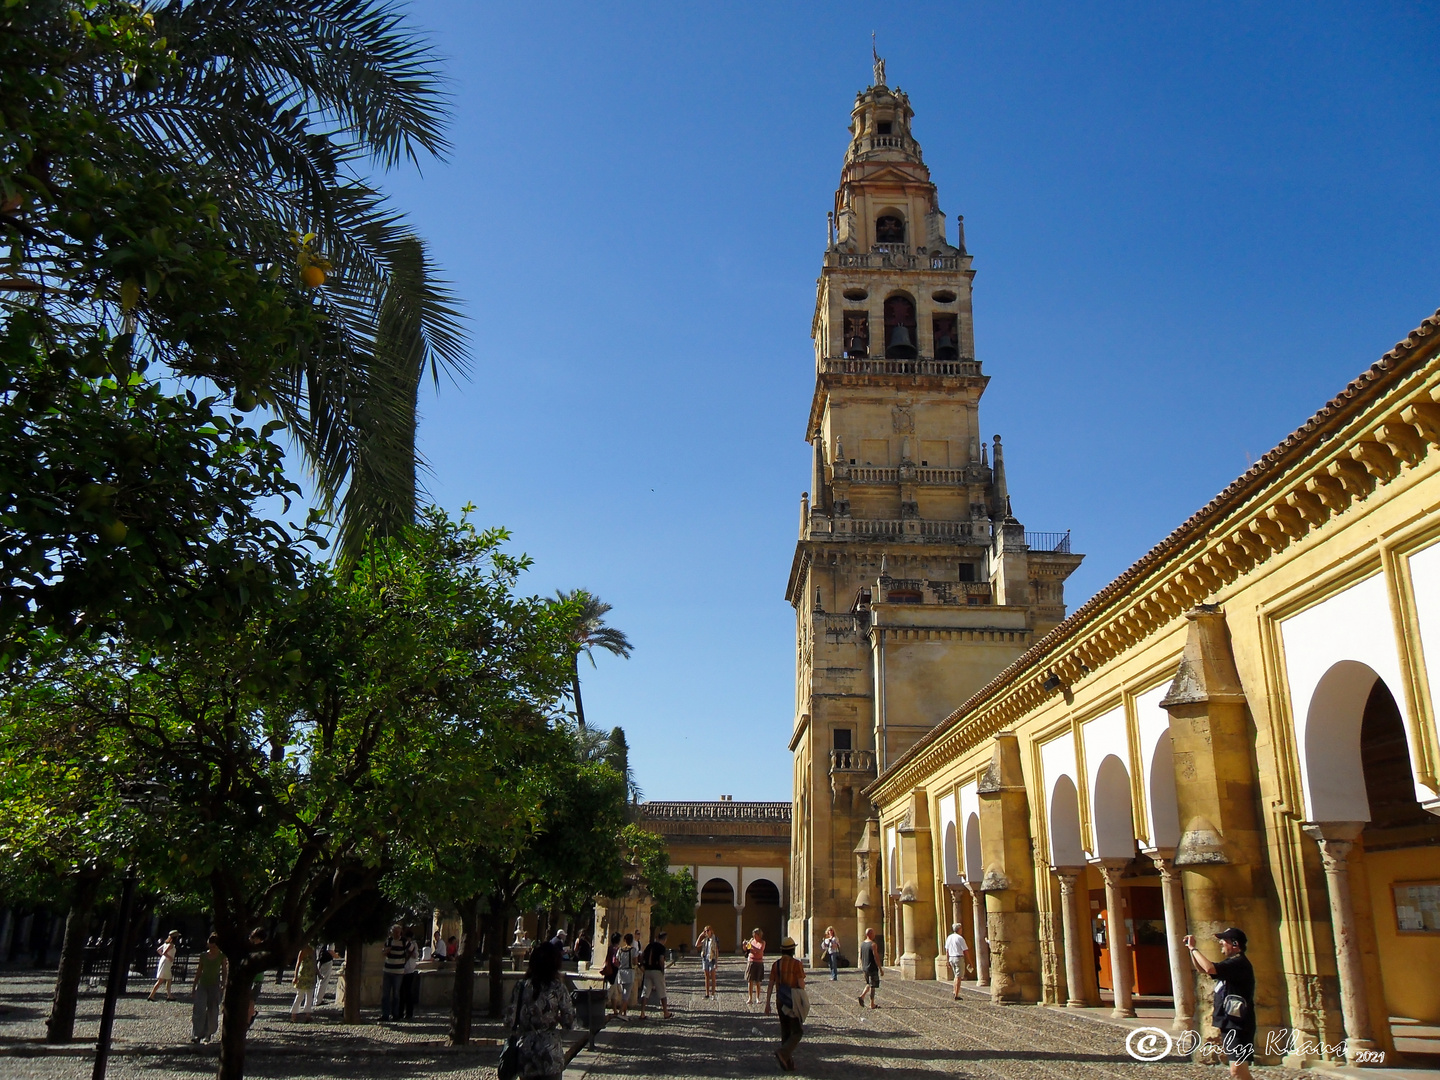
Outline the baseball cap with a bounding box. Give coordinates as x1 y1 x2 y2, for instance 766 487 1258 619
1214 927 1247 948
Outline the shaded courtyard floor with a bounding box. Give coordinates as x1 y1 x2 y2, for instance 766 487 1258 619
0 961 1379 1080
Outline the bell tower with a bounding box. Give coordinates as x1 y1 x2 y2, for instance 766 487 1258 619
785 62 1083 966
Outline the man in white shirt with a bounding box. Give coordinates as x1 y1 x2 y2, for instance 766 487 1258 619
944 924 969 1000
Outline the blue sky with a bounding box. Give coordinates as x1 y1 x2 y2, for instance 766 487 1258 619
378 2 1440 800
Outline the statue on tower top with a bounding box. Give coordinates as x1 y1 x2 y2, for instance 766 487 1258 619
871 32 886 87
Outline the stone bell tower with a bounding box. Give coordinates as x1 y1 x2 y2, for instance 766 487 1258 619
785 59 1083 965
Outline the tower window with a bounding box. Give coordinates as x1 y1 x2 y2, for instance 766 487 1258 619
957 563 976 583
933 314 959 362
833 728 852 751
876 121 893 135
875 215 905 244
843 311 869 358
883 295 917 360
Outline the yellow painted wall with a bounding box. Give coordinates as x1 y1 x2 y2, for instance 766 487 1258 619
1365 846 1440 1024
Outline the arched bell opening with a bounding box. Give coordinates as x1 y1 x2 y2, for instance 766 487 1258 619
875 212 906 245
842 310 870 358
884 294 918 360
932 314 959 362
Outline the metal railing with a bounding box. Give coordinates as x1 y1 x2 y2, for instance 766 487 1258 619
1025 530 1072 553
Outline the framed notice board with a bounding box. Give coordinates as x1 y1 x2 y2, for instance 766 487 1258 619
1392 880 1440 934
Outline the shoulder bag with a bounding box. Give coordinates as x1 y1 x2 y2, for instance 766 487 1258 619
497 983 525 1080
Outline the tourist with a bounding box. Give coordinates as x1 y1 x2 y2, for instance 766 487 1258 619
764 936 808 1071
400 925 420 1019
148 930 181 1001
1184 928 1255 1080
446 934 459 959
432 928 447 962
574 929 593 966
550 927 567 954
638 931 671 1020
315 944 336 1005
821 926 841 981
614 932 640 1017
290 944 317 1021
602 932 623 1015
696 925 719 998
743 928 766 1004
858 927 880 1008
507 940 575 1080
944 923 970 999
190 933 227 1044
379 922 411 1022
247 927 267 1028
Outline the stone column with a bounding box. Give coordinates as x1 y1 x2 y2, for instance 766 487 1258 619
1301 822 1376 1062
978 733 1042 1003
898 790 938 980
853 820 881 965
1149 850 1196 1032
1055 868 1087 1008
735 900 743 955
1096 861 1135 1017
1161 606 1282 1042
968 884 991 986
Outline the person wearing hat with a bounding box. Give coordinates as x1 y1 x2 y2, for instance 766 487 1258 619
764 936 807 1071
1183 928 1255 1080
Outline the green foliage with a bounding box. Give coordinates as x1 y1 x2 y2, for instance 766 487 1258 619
622 823 698 930
1 0 466 574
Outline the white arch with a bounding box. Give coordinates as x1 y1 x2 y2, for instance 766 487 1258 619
1281 572 1415 817
938 792 959 884
1049 774 1085 866
958 781 980 881
1134 682 1180 850
1082 705 1131 852
1148 732 1181 849
1304 660 1381 822
741 867 783 899
1093 754 1136 861
964 813 982 882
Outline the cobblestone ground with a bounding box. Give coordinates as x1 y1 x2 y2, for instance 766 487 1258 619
0 969 510 1080
575 962 1310 1080
1 964 1313 1080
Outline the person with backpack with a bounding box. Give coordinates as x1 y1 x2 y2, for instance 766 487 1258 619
857 927 881 1008
1184 927 1255 1080
504 941 575 1080
764 936 808 1071
614 932 640 1018
601 932 623 1015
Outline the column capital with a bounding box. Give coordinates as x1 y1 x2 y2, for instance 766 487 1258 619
1146 848 1178 880
1301 821 1364 873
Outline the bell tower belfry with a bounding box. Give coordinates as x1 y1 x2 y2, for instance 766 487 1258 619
785 64 1083 967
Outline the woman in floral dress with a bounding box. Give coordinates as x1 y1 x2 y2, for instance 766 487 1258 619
508 941 575 1080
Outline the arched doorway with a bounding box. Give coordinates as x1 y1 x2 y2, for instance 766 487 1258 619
742 879 782 953
1303 665 1440 1055
697 878 736 953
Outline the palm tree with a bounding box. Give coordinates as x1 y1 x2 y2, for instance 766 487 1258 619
555 589 632 729
48 0 467 566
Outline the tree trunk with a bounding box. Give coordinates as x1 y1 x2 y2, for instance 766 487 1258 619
46 874 100 1043
342 939 362 1024
448 897 480 1045
571 657 585 729
487 895 511 1018
217 963 252 1080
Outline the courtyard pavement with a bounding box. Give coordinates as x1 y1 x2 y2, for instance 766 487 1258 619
0 961 1326 1080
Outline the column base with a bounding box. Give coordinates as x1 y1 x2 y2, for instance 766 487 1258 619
897 956 937 980
1112 1006 1137 1019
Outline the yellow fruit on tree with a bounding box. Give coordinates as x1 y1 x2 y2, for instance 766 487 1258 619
99 520 128 544
301 265 326 289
